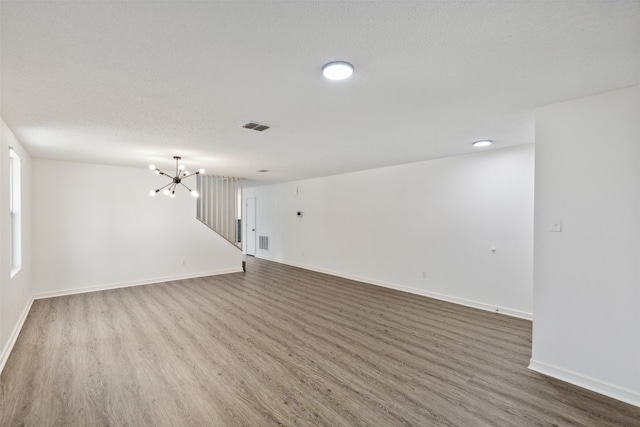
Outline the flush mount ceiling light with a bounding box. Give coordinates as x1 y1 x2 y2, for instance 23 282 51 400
473 140 493 147
322 61 354 80
149 156 204 198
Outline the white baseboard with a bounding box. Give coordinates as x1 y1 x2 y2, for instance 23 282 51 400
255 255 532 320
0 296 34 375
33 268 243 300
529 359 640 408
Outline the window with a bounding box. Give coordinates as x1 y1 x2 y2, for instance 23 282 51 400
9 148 21 276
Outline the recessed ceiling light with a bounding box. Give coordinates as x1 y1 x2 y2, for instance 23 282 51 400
322 61 354 80
473 140 492 147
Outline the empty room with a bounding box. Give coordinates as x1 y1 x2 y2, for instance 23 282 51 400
1 1 639 426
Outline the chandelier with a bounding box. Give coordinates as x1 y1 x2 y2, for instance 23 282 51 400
149 156 204 198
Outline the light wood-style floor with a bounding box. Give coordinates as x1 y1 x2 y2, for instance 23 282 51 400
1 258 639 426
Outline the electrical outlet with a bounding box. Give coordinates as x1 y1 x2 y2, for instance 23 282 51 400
552 219 563 232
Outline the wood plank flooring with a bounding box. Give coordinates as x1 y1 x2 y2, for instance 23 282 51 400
1 257 639 426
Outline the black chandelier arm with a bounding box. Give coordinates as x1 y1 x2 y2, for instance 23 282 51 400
153 181 174 193
154 168 169 176
180 182 194 192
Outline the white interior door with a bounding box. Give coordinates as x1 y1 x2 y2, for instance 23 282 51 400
246 197 256 256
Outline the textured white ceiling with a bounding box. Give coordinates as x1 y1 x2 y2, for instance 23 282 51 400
1 1 639 184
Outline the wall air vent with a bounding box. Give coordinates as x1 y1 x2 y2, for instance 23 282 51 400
242 122 270 132
259 236 269 250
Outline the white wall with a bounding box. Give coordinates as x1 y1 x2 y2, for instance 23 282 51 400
531 85 640 407
0 118 33 371
33 160 242 297
245 144 534 318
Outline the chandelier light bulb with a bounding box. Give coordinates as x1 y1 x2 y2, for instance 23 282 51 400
149 164 156 170
163 189 170 196
179 164 185 170
191 191 199 198
170 191 176 198
199 168 205 174
149 190 156 196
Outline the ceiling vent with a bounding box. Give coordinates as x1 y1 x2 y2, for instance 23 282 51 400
242 122 270 132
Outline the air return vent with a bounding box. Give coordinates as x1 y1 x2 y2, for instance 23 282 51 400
259 236 269 250
242 122 270 132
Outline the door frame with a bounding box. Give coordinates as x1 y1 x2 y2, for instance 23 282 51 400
245 197 256 256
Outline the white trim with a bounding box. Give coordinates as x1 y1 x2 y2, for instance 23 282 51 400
0 296 34 375
33 268 243 300
529 359 640 408
256 255 532 320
